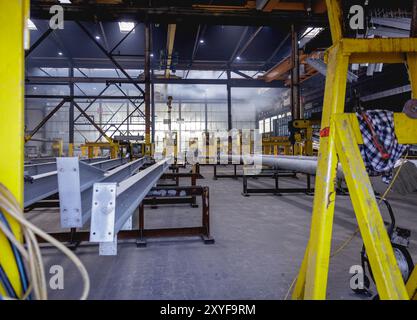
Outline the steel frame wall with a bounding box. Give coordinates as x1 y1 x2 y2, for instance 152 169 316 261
25 21 148 151
25 16 287 154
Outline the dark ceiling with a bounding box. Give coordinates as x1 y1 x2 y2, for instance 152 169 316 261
26 20 297 71
27 0 329 71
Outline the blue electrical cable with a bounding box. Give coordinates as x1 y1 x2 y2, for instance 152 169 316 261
0 264 17 299
0 209 31 299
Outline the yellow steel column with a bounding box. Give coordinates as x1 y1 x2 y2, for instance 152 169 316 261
407 53 417 98
292 242 309 299
294 45 349 299
305 125 313 156
88 146 94 159
405 52 417 301
293 0 348 300
406 267 417 300
326 0 343 43
0 0 29 298
334 114 408 299
68 143 74 157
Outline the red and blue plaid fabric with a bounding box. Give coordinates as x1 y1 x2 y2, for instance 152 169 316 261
356 110 408 184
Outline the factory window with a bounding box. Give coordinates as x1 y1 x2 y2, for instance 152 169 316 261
270 116 277 134
258 120 264 134
264 117 271 133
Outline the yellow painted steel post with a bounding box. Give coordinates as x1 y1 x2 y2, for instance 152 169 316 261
293 45 349 299
407 53 417 98
333 114 408 299
293 0 348 300
68 143 74 157
326 0 343 43
292 242 309 299
88 146 93 159
404 50 417 301
406 267 417 300
305 125 313 156
0 0 29 298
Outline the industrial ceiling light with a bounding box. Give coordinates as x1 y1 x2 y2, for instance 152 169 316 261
28 19 37 31
150 53 154 57
119 22 135 33
58 0 72 3
95 35 101 40
199 39 205 44
236 56 241 60
301 27 324 39
298 27 324 47
58 52 63 56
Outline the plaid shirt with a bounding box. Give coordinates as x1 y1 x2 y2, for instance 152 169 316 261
356 110 407 184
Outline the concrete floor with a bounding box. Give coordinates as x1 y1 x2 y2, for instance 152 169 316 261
27 165 417 300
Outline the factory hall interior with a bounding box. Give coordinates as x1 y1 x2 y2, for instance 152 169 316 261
2 0 417 303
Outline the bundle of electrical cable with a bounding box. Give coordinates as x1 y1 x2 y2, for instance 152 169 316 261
0 183 90 300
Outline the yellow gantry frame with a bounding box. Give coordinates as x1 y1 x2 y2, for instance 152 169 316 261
293 0 417 300
0 0 30 298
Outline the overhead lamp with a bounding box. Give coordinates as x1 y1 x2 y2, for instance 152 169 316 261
28 19 37 31
150 53 154 57
119 22 135 33
199 39 205 44
58 52 63 56
236 56 241 61
95 35 101 40
301 27 324 39
58 0 72 3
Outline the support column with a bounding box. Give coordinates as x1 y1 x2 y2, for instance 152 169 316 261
127 91 130 136
411 0 417 38
68 67 74 156
290 24 301 120
0 0 28 298
144 22 152 155
178 100 182 155
204 99 208 133
151 69 156 144
226 69 232 131
293 44 349 300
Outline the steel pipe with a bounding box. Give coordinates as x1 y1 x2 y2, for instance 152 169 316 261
214 154 343 178
251 155 344 178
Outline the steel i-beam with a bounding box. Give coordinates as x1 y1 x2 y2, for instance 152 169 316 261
88 157 129 171
57 157 148 228
81 157 110 164
24 157 120 177
24 157 131 208
90 158 170 255
24 160 105 208
24 161 57 176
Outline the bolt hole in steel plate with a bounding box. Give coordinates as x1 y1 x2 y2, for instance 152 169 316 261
90 183 117 243
57 158 82 228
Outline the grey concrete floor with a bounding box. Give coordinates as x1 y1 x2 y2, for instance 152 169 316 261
27 166 417 300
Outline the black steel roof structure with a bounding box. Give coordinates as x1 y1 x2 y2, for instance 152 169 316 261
27 0 328 72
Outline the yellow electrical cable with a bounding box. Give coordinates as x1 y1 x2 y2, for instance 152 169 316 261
284 151 410 300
